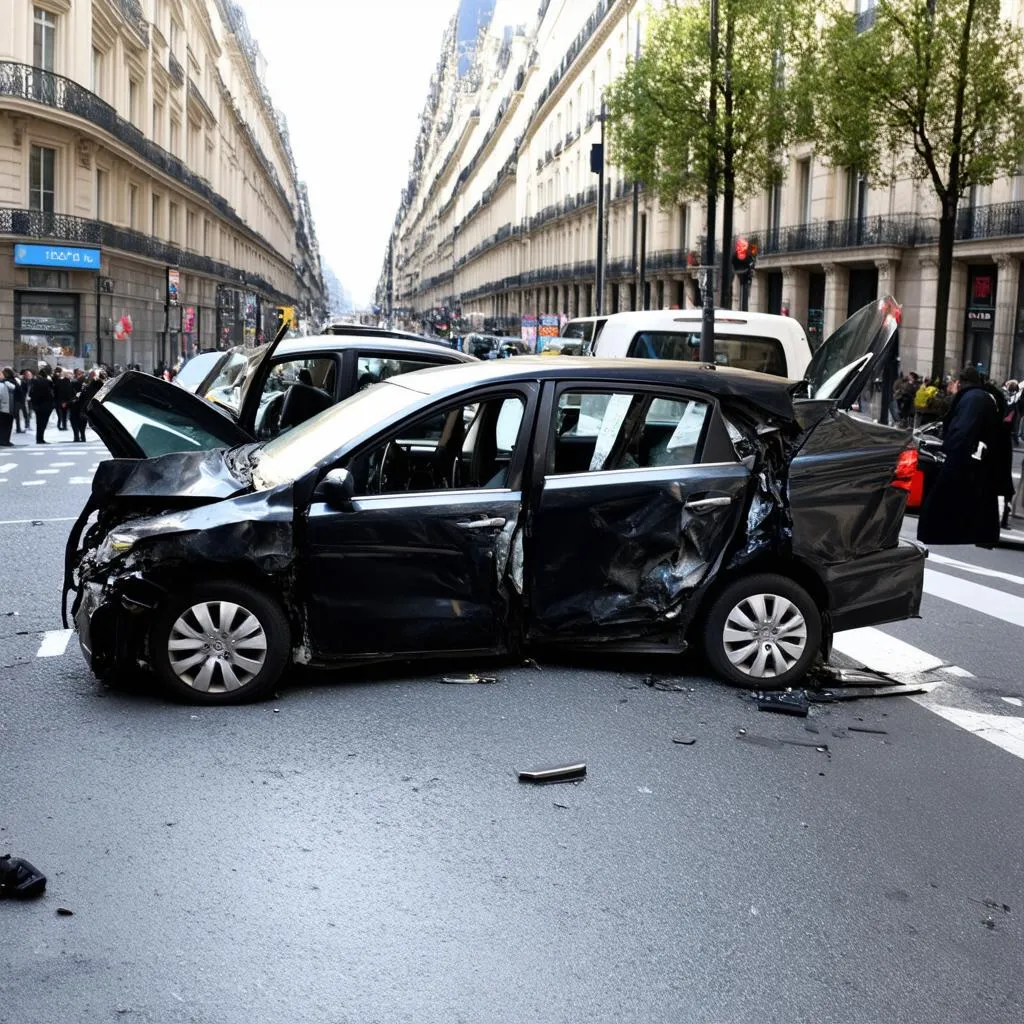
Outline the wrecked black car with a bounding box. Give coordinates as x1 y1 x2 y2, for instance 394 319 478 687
64 297 925 705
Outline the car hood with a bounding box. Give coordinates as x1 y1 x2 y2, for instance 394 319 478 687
88 445 257 505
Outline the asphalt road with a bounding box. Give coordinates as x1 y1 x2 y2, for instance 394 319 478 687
2 422 1023 1024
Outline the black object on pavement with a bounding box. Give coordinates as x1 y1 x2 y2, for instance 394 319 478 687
518 763 587 784
0 854 47 899
440 674 497 685
755 690 810 716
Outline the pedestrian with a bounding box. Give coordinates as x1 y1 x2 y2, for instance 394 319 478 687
18 370 33 431
29 366 55 445
0 368 17 447
68 367 87 442
53 367 74 430
74 370 104 443
917 366 1010 548
1003 379 1021 447
11 369 28 433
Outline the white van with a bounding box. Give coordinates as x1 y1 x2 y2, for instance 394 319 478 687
588 309 813 380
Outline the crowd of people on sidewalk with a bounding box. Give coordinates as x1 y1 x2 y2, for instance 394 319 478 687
0 363 111 447
893 369 1023 443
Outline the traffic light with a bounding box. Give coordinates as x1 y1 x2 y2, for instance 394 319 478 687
731 237 758 274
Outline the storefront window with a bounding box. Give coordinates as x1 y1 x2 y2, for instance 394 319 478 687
15 292 79 368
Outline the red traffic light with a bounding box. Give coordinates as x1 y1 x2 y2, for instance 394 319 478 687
732 237 758 273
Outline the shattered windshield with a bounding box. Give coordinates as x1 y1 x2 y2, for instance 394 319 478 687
252 380 424 489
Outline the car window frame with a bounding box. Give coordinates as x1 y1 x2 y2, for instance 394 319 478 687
347 346 463 397
329 383 539 499
626 329 788 376
539 380 717 480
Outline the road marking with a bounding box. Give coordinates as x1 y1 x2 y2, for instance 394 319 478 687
50 461 75 467
943 665 976 678
923 567 1024 628
922 705 1024 760
69 477 91 484
35 469 59 475
21 479 45 486
927 551 1024 587
832 626 944 674
1003 697 1024 707
0 516 77 525
0 462 16 473
36 629 72 658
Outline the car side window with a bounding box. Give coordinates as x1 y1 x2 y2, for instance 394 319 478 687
256 357 337 439
356 355 437 391
627 331 787 376
550 390 709 476
347 394 527 496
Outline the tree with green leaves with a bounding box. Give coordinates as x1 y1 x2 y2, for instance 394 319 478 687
605 0 809 305
806 0 1024 379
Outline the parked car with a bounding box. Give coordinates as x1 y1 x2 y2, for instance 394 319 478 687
561 315 608 348
65 298 923 705
497 338 530 358
905 420 943 512
153 331 475 446
464 333 500 359
589 308 813 379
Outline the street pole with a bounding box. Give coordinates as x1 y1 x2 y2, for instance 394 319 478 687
631 181 639 309
639 213 647 310
700 0 719 364
594 101 607 316
94 275 101 368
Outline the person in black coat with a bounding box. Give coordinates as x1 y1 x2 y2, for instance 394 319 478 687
917 366 1011 548
53 367 75 430
74 371 104 442
29 367 55 444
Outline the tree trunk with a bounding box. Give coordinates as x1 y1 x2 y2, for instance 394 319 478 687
931 193 958 381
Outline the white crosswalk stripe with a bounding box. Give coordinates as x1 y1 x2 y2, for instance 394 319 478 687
0 446 107 487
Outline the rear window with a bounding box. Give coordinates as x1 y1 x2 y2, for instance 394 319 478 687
628 331 786 376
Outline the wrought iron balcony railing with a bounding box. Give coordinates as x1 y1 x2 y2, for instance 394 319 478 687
116 0 150 43
0 207 296 304
752 214 920 255
168 52 185 88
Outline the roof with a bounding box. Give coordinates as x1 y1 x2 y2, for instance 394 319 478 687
267 334 473 361
389 356 799 420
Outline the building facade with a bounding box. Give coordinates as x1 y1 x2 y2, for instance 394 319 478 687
381 0 1024 382
0 0 325 372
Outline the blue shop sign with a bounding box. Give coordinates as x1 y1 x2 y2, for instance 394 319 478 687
14 243 101 270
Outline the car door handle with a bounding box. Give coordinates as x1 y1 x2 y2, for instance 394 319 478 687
684 496 734 512
457 517 507 530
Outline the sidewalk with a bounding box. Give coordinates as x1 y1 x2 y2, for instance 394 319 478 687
4 415 103 448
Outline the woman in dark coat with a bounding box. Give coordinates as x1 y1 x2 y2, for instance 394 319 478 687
29 367 55 445
917 366 1010 548
53 368 75 430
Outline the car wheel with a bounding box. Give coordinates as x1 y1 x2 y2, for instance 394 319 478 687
149 581 290 705
703 574 821 688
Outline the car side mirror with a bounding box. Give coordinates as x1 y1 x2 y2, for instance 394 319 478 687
318 468 355 509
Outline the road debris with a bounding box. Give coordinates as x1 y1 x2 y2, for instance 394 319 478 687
56 907 74 916
809 681 937 702
522 658 542 671
755 690 809 717
737 733 829 755
969 897 1011 914
643 675 686 692
440 674 497 685
848 725 888 735
518 763 586 784
0 854 46 899
672 737 697 745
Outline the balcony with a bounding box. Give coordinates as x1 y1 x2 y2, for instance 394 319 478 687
187 79 215 122
0 62 292 271
168 53 185 88
753 214 919 255
955 200 1024 241
115 0 150 43
0 207 295 304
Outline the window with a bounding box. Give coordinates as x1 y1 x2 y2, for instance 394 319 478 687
151 193 161 235
627 331 787 376
170 118 180 154
95 168 107 220
29 145 55 213
255 357 338 440
186 210 198 250
550 390 710 475
128 78 139 124
127 184 138 229
797 158 812 224
347 394 526 496
91 48 103 93
679 204 689 249
845 168 867 222
168 201 179 243
33 7 56 71
169 19 179 55
767 182 782 236
152 102 163 144
355 355 437 390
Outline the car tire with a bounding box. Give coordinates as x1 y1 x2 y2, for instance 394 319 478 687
703 573 822 688
149 581 290 705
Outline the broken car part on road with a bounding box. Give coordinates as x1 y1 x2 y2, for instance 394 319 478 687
0 855 47 899
518 763 587 784
64 298 925 705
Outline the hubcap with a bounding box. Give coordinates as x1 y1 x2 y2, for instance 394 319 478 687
722 593 808 679
167 600 268 693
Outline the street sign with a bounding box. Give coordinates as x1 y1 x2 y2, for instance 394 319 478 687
14 243 101 270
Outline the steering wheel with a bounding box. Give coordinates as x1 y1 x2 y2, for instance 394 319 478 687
378 440 411 493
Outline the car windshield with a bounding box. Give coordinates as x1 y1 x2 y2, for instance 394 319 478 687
174 352 223 393
252 380 425 489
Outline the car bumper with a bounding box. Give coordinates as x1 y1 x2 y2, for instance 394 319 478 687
74 573 164 676
822 540 926 633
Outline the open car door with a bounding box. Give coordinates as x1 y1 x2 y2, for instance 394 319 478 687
86 370 254 459
801 296 901 408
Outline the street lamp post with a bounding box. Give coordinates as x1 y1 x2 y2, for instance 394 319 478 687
700 0 719 364
592 101 607 316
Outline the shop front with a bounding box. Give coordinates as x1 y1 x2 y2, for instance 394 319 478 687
965 264 997 376
14 290 80 370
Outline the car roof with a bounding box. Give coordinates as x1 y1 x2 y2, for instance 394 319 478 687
270 334 474 361
389 355 798 420
600 308 804 331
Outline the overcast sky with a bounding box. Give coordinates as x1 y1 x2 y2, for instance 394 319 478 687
237 0 460 306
